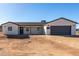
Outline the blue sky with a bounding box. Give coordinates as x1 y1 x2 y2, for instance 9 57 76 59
0 3 79 28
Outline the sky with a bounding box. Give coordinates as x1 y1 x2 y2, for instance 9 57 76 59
0 3 79 28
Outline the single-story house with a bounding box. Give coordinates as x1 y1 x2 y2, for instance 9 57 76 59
1 17 78 35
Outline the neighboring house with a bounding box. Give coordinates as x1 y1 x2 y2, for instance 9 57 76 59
1 17 78 35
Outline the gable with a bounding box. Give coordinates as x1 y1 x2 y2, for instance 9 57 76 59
1 22 19 26
45 18 76 26
1 22 18 27
47 17 78 24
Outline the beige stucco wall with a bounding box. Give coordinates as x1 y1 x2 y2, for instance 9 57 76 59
71 25 76 35
2 23 18 35
44 19 76 35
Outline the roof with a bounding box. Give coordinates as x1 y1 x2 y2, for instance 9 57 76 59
1 22 46 26
47 17 78 24
15 22 46 26
1 17 78 26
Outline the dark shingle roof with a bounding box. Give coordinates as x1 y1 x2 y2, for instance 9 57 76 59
15 22 46 26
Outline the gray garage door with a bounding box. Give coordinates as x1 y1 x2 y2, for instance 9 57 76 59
50 26 71 35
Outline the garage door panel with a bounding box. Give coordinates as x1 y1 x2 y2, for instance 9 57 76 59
51 26 71 35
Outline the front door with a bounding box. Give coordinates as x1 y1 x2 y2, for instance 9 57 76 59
19 27 24 35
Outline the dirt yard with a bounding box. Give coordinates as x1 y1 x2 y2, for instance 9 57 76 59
0 32 79 56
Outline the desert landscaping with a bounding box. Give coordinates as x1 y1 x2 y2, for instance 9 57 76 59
0 32 79 56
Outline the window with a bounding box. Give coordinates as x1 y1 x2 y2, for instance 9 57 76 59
37 27 41 31
8 27 12 31
26 28 29 31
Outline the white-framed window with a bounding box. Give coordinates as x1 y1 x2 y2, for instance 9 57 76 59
37 27 41 31
26 28 29 31
8 27 12 31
